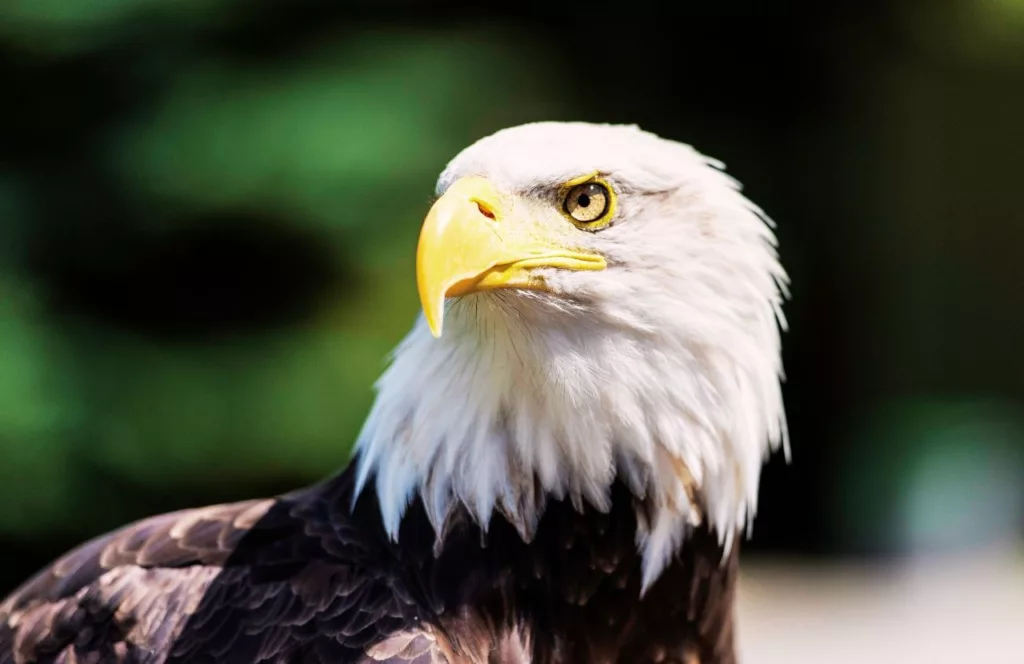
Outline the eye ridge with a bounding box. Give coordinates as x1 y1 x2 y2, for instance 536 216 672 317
563 181 612 226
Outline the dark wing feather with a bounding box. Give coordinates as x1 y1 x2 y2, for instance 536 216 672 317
0 477 450 664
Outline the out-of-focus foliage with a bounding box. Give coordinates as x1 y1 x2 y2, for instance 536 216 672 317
116 32 560 235
0 0 230 54
0 281 81 533
838 399 1024 555
0 4 569 538
898 0 1024 67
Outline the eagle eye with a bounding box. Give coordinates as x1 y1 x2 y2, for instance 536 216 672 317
563 180 614 229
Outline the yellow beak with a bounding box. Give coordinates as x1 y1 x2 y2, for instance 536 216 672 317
416 176 606 337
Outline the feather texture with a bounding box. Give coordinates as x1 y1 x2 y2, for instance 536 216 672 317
0 476 429 664
1 469 738 663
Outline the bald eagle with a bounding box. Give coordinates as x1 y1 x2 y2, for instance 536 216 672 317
0 122 788 664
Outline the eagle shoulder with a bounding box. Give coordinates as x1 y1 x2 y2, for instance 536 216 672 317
0 477 446 664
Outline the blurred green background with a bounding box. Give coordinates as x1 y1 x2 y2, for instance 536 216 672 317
1 0 1023 595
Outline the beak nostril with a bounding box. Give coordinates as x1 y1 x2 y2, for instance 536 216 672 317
474 200 497 220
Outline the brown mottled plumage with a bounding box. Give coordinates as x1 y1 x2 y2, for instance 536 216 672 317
0 467 736 664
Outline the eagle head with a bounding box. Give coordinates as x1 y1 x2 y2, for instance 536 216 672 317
354 122 788 589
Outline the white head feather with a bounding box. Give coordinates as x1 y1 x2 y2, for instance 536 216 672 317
353 122 789 590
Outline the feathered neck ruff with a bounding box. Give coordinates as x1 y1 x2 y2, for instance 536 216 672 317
354 276 787 589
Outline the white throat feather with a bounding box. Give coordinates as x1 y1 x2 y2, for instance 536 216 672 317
353 122 788 590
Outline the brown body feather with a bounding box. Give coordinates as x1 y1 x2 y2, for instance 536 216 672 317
0 465 737 664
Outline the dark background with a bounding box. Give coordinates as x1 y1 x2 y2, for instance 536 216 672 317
2 0 1022 598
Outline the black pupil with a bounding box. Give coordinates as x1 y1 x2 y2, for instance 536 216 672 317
577 193 591 207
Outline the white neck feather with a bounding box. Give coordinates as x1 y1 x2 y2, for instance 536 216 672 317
355 288 786 589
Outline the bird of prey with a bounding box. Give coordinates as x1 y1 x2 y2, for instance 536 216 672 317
0 122 788 664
